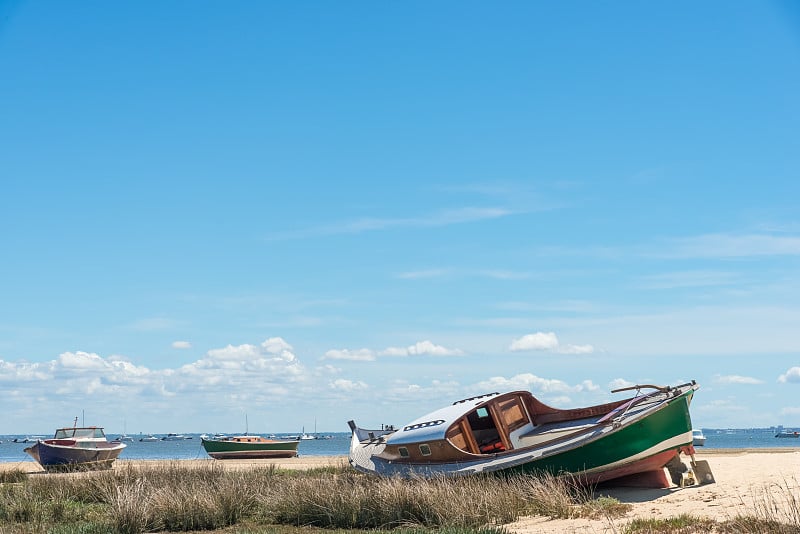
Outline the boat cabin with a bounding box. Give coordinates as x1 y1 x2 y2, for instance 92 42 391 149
53 427 107 440
225 435 274 443
378 391 629 464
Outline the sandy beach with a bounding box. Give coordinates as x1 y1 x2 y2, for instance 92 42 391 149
511 448 800 533
0 454 350 475
4 449 799 532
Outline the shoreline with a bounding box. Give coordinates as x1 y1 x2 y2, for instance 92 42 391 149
1 447 797 473
0 454 350 474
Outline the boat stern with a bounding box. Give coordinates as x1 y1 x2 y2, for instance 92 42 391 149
347 420 396 474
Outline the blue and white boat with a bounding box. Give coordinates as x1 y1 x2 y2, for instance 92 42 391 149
24 420 126 472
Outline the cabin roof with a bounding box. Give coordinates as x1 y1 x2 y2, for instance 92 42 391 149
386 391 520 445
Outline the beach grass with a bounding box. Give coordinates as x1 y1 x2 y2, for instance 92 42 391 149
1 462 799 533
0 462 619 533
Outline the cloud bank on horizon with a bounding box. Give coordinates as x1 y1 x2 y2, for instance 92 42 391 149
2 331 799 433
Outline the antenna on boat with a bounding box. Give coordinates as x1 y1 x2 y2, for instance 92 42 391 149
73 416 78 428
245 413 249 436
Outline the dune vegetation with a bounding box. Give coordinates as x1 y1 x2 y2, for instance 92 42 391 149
0 462 798 533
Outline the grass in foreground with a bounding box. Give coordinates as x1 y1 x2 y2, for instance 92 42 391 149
0 463 623 533
1 463 799 533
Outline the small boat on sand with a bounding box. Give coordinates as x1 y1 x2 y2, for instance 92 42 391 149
201 435 299 459
24 419 126 472
348 380 713 488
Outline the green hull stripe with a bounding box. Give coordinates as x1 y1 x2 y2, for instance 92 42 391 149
508 392 692 475
201 440 299 454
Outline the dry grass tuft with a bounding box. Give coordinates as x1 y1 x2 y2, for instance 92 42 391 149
0 469 28 484
24 462 800 533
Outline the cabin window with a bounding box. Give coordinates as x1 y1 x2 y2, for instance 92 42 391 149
419 444 432 456
467 405 503 454
446 425 469 451
93 428 105 439
398 447 409 457
497 397 529 431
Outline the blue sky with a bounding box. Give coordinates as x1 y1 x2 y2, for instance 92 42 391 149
1 1 800 435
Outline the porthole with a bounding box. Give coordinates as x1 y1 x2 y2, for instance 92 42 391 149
398 447 409 458
419 444 432 456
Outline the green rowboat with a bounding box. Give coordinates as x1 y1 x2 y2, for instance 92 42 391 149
201 435 299 459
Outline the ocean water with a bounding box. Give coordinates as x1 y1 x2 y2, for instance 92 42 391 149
2 428 798 464
697 428 800 449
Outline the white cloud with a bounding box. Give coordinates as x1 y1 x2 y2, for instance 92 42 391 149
778 367 800 383
713 374 765 385
57 351 108 370
323 349 376 361
475 373 598 395
0 339 310 405
380 340 464 357
509 332 595 354
207 344 265 361
206 338 296 363
261 337 294 355
510 332 559 351
0 359 50 382
609 378 636 391
172 341 192 349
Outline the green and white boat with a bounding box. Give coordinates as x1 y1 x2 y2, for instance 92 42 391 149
201 435 299 459
348 380 713 487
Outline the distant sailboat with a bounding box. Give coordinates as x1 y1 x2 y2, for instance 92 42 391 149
116 420 134 442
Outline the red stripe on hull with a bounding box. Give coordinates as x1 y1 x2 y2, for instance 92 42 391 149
576 449 679 488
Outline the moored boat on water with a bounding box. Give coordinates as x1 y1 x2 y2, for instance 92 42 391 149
24 419 126 472
201 435 300 459
161 433 191 440
692 429 707 446
775 430 800 438
348 380 713 488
